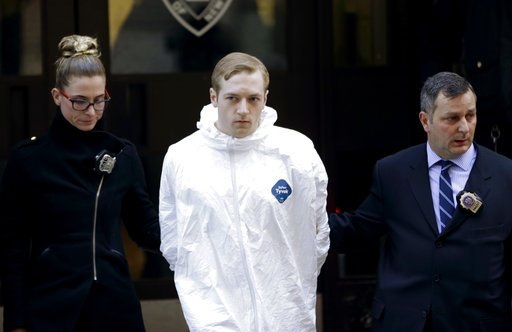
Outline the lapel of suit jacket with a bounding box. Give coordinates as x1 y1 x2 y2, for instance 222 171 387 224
442 145 491 236
408 144 439 236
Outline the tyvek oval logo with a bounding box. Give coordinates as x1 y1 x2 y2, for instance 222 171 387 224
272 179 292 203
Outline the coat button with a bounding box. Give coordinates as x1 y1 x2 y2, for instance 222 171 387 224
476 60 482 68
435 240 443 248
433 274 441 283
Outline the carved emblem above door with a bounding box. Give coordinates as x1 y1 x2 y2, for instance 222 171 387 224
161 0 232 37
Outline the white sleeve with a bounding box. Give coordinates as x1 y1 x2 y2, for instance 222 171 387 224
312 150 330 273
159 149 178 271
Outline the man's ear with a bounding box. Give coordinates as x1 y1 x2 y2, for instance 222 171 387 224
419 111 430 133
209 88 218 107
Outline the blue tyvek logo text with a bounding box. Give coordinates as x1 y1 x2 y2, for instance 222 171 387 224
272 179 292 203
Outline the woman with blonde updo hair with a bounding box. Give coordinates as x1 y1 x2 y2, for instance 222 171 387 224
0 34 160 332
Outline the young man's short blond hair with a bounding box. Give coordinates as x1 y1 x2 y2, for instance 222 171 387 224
211 52 269 93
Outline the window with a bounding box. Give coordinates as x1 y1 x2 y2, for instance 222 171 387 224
333 0 387 67
1 0 42 75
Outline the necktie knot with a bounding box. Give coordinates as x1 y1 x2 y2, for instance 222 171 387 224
440 159 453 171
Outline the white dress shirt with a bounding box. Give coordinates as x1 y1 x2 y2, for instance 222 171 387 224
427 143 477 233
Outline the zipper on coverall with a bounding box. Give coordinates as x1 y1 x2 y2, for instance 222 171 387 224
228 139 260 331
92 175 105 281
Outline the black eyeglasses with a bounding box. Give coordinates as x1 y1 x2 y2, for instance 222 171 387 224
60 89 111 112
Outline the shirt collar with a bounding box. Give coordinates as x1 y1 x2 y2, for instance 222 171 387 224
426 142 476 171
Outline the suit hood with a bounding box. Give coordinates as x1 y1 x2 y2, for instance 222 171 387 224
196 103 278 151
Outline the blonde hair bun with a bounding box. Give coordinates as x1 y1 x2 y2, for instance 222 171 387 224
54 34 105 89
59 35 101 58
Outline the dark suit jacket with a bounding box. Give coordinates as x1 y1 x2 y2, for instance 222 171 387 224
329 143 512 332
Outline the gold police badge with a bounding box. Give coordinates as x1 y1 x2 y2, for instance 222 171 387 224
458 191 483 214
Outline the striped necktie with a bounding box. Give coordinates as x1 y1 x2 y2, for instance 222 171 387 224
439 160 455 231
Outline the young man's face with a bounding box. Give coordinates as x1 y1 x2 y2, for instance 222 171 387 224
210 70 268 138
419 90 477 159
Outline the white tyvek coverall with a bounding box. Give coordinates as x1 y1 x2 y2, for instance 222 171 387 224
159 104 330 331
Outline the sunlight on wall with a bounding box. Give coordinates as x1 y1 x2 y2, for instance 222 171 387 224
108 0 136 48
256 0 275 27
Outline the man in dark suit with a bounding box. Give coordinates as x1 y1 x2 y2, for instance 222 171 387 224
329 71 512 331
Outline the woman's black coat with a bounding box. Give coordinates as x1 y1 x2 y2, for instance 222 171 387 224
0 112 161 331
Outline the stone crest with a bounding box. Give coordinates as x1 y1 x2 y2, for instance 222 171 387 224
162 0 232 37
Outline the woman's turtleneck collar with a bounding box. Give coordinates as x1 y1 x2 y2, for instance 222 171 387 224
49 109 101 140
48 109 124 155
